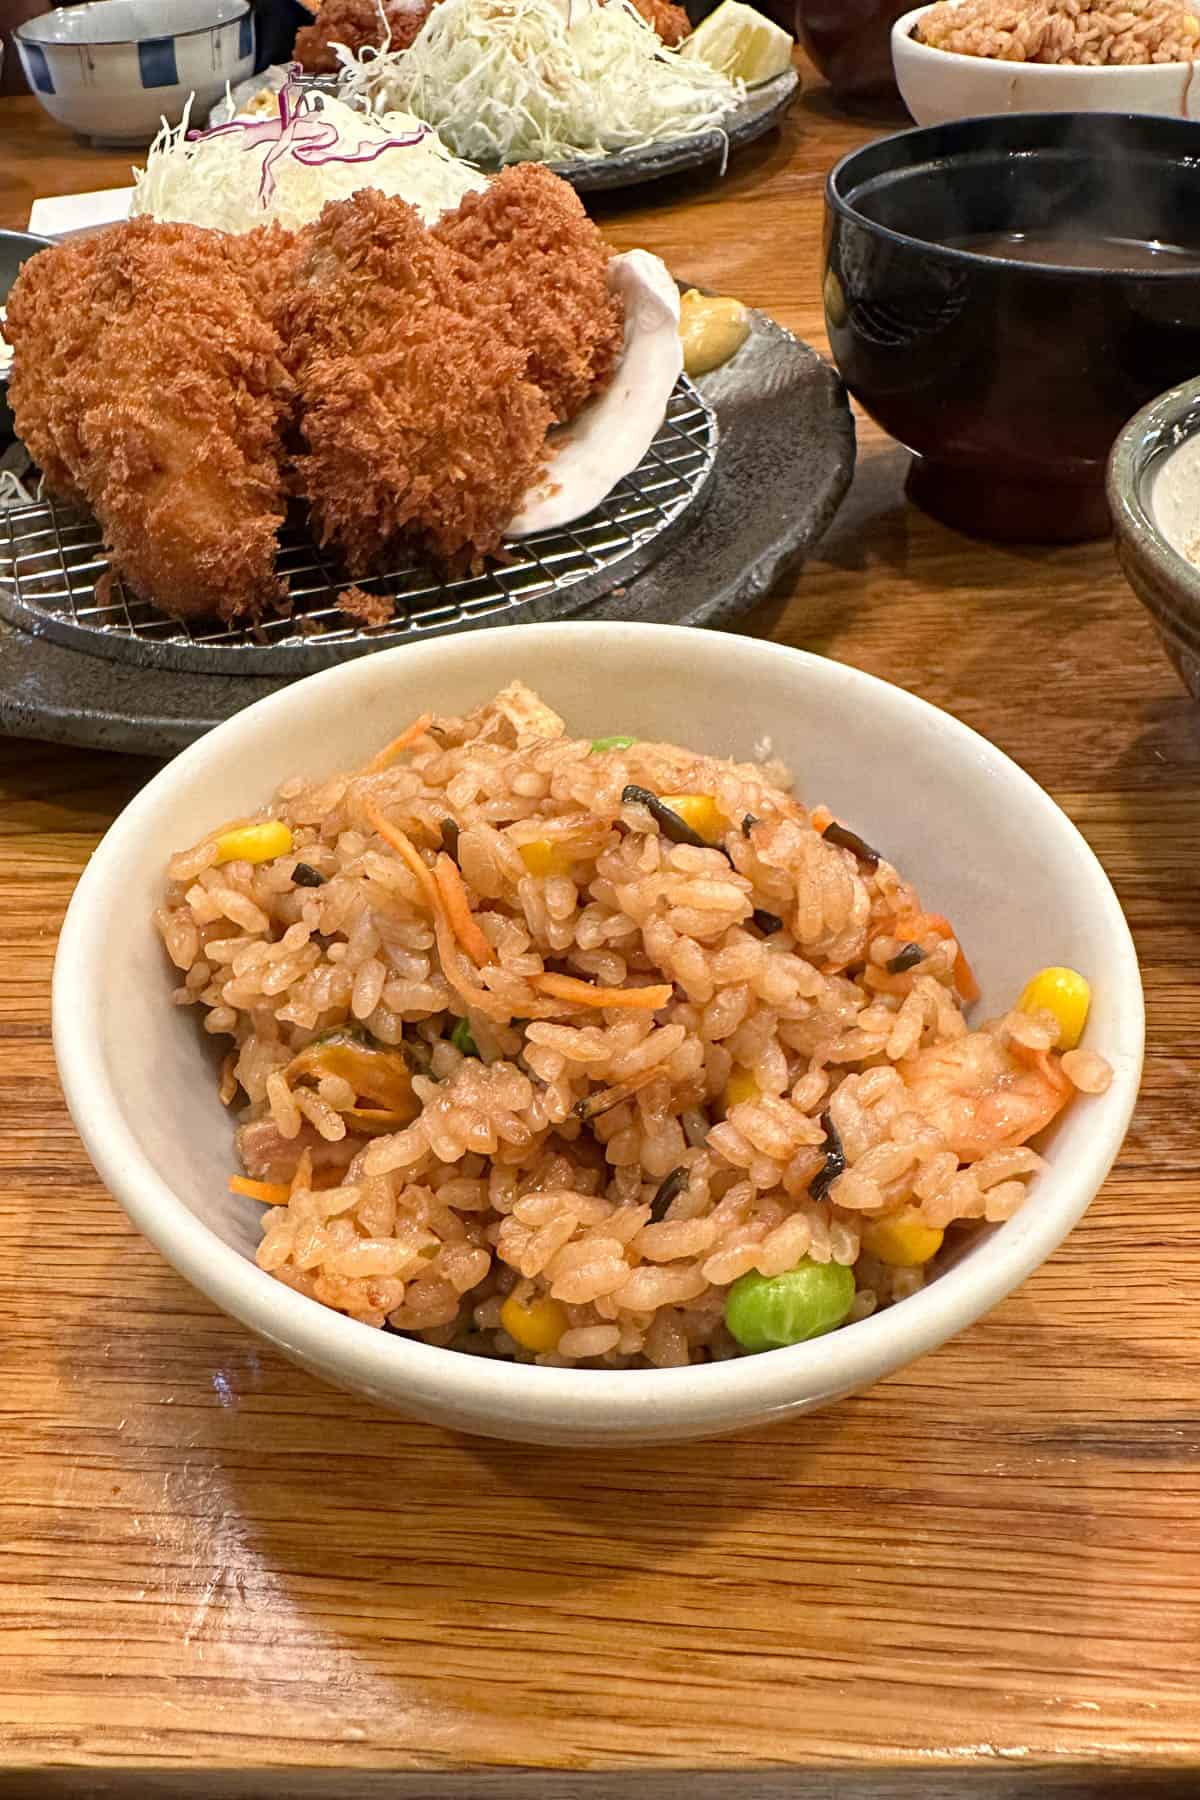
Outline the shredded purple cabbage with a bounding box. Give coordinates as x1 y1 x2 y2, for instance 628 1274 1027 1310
183 69 431 207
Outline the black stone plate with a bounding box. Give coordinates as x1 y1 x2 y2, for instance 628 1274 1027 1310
0 307 855 756
550 69 799 194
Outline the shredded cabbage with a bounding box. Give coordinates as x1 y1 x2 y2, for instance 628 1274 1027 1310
131 79 486 233
337 0 743 165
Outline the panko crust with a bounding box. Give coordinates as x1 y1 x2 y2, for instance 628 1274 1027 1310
4 168 629 612
292 0 435 72
283 189 554 570
4 218 293 622
433 163 625 424
627 0 691 46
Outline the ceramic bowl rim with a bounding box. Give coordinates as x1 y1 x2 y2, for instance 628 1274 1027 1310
15 0 250 50
52 623 1144 1436
826 110 1200 278
893 3 1199 74
1107 372 1200 613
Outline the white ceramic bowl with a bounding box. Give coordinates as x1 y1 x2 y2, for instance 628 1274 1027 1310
894 3 1200 125
53 624 1143 1446
15 0 254 146
1107 374 1200 703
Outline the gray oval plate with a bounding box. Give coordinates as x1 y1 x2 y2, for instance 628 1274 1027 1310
0 306 855 756
550 69 799 193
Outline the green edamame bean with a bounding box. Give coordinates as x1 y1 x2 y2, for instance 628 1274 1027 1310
724 1258 856 1352
590 735 637 753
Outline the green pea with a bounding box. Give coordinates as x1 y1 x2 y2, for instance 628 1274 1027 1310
590 734 637 753
450 1018 478 1057
724 1258 856 1353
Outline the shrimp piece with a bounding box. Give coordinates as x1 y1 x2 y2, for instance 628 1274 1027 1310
897 1032 1072 1161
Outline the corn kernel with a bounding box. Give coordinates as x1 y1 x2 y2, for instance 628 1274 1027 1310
860 1209 944 1268
724 1068 761 1110
500 1293 568 1353
518 839 574 879
214 820 294 866
1018 966 1091 1051
659 794 728 842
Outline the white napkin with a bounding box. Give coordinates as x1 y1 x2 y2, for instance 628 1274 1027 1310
28 188 134 239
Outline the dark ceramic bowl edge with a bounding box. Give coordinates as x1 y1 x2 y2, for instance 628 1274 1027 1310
826 111 1200 278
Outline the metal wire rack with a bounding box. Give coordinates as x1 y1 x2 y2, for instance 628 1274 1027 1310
0 380 717 678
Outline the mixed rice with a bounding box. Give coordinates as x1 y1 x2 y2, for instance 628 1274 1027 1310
157 683 1111 1368
915 0 1200 64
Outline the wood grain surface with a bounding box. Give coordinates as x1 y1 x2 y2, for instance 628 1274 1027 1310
2 67 1199 1789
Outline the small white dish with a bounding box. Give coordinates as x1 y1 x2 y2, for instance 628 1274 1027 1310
15 0 254 146
53 624 1143 1446
27 188 134 239
893 2 1200 126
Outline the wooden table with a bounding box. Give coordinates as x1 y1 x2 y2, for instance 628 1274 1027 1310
2 71 1198 1798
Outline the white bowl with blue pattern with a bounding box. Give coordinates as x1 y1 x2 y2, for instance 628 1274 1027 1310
15 0 255 148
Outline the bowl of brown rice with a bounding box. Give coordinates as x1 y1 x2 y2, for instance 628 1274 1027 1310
894 0 1200 126
53 623 1143 1444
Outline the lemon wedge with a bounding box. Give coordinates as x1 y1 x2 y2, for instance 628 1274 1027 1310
679 1 794 85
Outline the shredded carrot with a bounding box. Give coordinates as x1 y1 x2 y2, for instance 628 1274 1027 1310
534 972 674 1011
434 852 495 965
919 915 980 1005
951 946 980 1006
366 802 440 909
437 920 511 1020
885 910 980 1006
229 1176 291 1204
366 800 510 1020
365 712 434 772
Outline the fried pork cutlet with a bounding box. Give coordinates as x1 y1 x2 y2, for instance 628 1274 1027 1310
5 219 292 622
229 221 308 332
626 0 691 44
292 0 683 70
292 0 434 72
433 163 625 424
283 189 554 571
